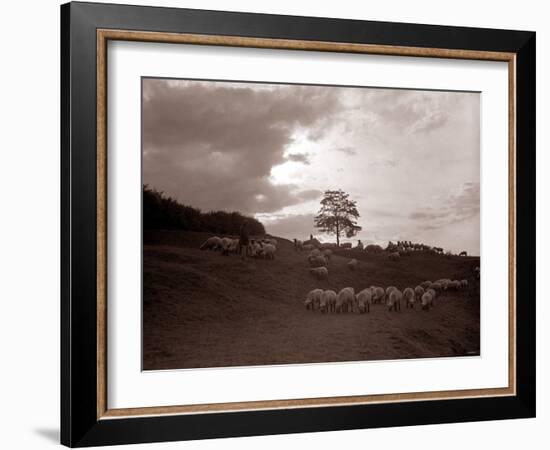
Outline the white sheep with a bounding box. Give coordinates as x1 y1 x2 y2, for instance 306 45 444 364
261 243 276 260
227 238 239 254
309 266 328 281
365 244 383 253
430 282 442 292
356 288 373 313
319 294 328 313
370 286 385 304
309 248 321 258
426 288 437 301
414 285 425 302
200 236 222 251
420 280 432 290
388 252 400 261
336 287 355 313
435 278 452 290
385 286 397 302
248 241 262 257
304 289 323 310
403 287 415 309
371 286 386 303
322 290 337 313
347 258 358 270
309 255 328 268
460 279 469 288
322 249 333 261
421 291 434 310
387 289 402 312
217 237 231 255
448 280 461 290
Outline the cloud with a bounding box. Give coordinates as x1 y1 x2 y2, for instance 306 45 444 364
367 159 398 168
142 79 341 213
410 182 480 230
348 89 456 136
334 146 357 156
258 213 317 240
141 79 479 254
296 189 322 201
286 153 311 164
410 110 449 134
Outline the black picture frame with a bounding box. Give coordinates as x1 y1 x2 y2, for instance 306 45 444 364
61 1 536 447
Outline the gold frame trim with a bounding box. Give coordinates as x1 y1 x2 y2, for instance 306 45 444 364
96 29 517 420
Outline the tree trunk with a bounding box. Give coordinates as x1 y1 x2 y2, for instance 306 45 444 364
336 220 340 247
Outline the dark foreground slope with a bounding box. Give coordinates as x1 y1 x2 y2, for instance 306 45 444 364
143 231 480 370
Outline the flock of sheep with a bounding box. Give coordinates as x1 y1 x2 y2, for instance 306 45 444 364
200 235 277 259
295 237 470 263
304 278 470 314
199 234 478 316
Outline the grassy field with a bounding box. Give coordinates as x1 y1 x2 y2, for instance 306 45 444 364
143 230 480 370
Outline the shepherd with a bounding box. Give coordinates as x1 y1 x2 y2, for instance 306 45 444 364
239 220 250 260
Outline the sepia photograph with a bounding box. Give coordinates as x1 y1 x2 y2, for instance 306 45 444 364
142 77 481 371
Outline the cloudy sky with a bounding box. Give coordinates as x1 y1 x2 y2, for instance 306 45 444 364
142 78 480 255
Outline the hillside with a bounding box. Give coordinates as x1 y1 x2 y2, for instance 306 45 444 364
143 230 480 370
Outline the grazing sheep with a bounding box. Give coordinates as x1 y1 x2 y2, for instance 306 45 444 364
460 279 469 288
420 280 432 290
385 286 397 301
248 241 262 257
459 250 468 256
447 280 461 291
356 288 373 313
309 266 328 281
403 287 415 309
365 244 383 253
421 292 434 310
305 289 323 310
218 237 232 255
370 286 385 304
414 285 425 302
322 249 333 261
322 290 338 313
319 295 328 313
228 238 239 254
427 288 437 300
261 243 276 260
435 278 452 290
388 252 400 261
430 282 442 293
200 236 222 251
336 287 355 313
347 258 358 270
308 255 328 268
387 289 402 312
309 248 322 258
